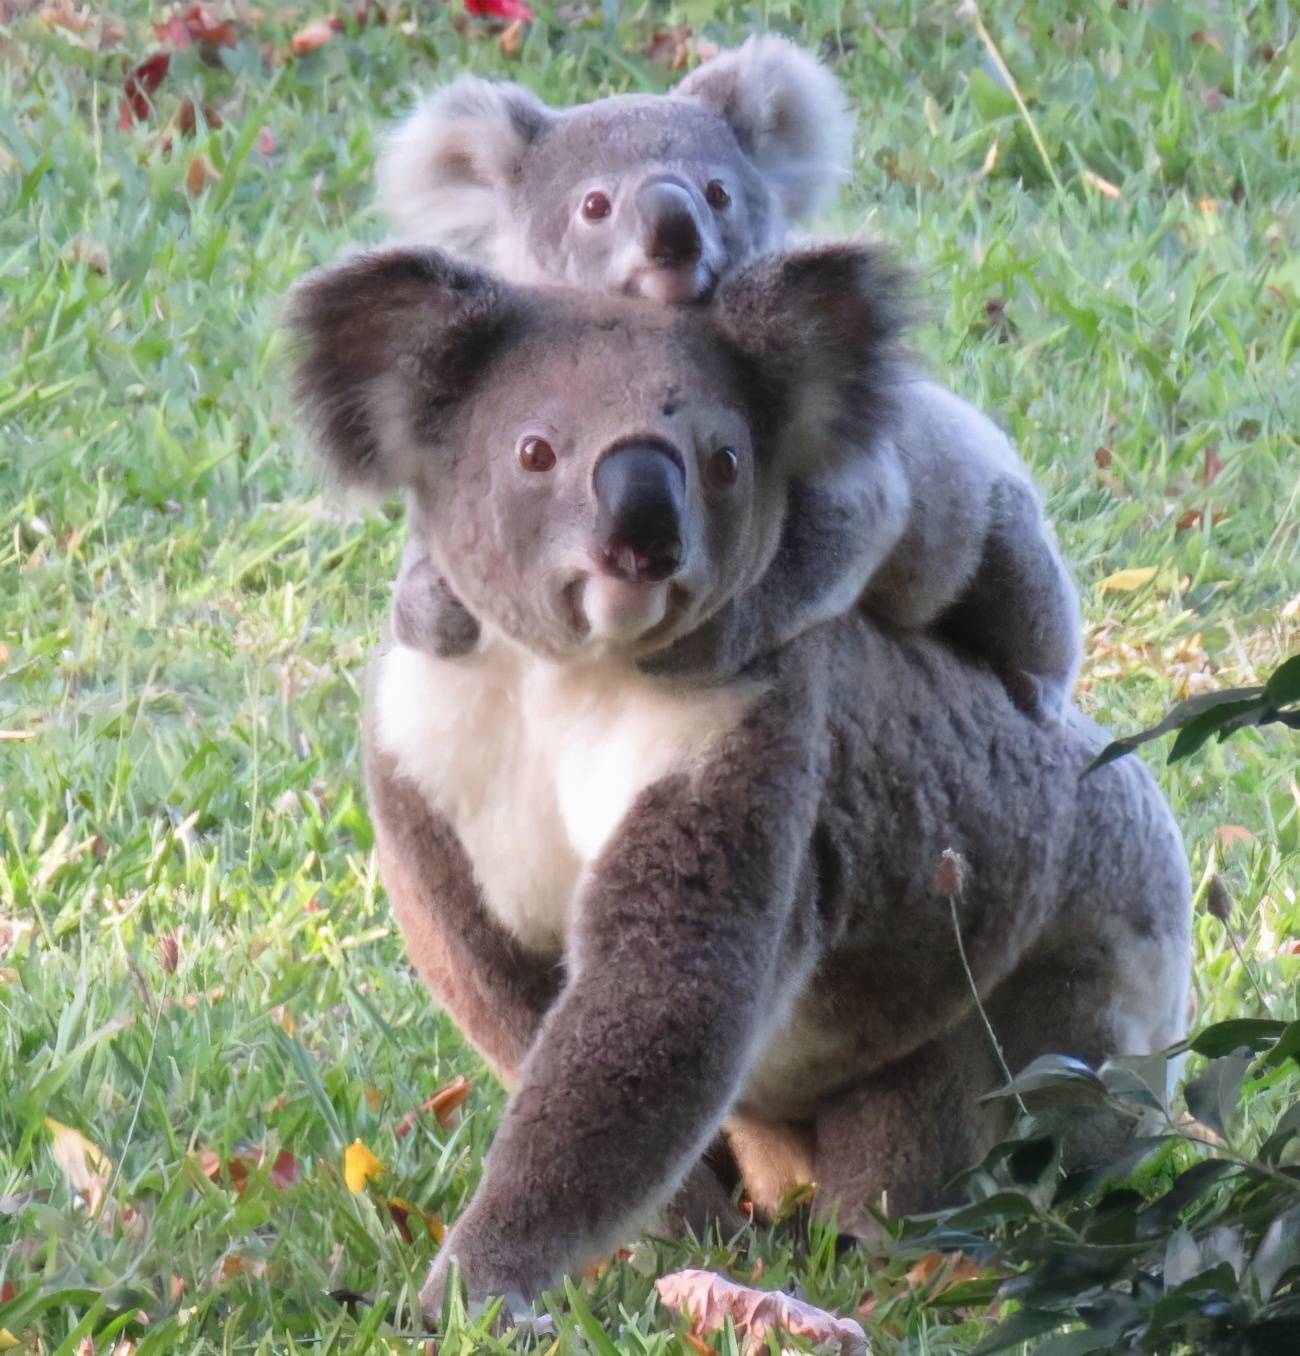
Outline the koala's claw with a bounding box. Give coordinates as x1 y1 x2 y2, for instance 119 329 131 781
419 1268 553 1338
1001 667 1068 724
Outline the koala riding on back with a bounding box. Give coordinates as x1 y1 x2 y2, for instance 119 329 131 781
378 36 1082 715
289 241 1190 1324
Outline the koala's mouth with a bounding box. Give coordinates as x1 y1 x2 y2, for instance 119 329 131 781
562 577 590 639
562 574 691 651
625 263 718 305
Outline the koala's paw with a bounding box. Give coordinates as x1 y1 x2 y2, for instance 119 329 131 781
418 1220 553 1333
1000 667 1068 724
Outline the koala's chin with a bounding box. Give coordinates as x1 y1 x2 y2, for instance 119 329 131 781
625 262 718 305
577 574 673 647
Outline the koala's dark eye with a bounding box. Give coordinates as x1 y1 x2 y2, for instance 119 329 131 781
706 447 739 489
518 436 557 473
581 190 612 222
705 180 731 211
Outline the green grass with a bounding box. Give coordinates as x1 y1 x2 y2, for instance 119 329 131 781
1 1 1297 1351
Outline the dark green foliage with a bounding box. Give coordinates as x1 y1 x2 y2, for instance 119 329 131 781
1089 656 1300 772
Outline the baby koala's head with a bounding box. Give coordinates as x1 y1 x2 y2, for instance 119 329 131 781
288 243 903 664
378 37 852 304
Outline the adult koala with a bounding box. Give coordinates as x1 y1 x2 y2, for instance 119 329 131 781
378 37 1082 717
288 241 1191 1322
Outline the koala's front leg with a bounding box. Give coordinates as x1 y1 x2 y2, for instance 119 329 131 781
419 714 821 1321
365 740 561 1083
391 539 481 659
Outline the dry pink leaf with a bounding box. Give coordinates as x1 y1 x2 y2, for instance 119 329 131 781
45 1116 111 1214
291 15 341 54
656 1268 869 1355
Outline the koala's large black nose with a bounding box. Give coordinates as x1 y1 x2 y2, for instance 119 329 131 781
593 443 685 583
635 177 704 267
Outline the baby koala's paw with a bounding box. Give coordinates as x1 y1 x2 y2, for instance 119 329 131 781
392 543 481 658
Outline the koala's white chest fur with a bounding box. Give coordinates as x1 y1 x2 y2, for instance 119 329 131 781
373 639 755 952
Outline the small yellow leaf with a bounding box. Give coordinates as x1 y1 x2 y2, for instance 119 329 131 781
0 1329 21 1351
1098 566 1158 592
45 1116 111 1212
344 1138 384 1193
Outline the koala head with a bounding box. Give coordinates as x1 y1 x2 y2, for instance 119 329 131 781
378 36 852 305
288 243 903 663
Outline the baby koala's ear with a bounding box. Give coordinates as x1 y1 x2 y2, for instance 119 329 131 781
286 247 516 492
713 243 909 459
377 76 553 253
674 36 854 220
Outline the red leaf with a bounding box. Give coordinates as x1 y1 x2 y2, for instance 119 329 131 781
257 125 276 156
155 16 192 48
464 0 535 21
117 51 171 129
1202 447 1224 485
269 1149 298 1189
155 4 238 49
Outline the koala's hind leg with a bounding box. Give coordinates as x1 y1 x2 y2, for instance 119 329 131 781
937 476 1081 721
725 1110 815 1221
808 1013 1008 1242
391 539 481 658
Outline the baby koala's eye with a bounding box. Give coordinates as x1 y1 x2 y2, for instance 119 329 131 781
705 180 731 211
518 435 557 473
706 447 739 489
581 190 612 222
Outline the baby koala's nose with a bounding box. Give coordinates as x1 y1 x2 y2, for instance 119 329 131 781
635 177 704 267
592 443 685 584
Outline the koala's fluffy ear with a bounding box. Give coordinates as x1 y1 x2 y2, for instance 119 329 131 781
377 76 553 259
286 247 513 491
674 36 853 220
714 244 909 460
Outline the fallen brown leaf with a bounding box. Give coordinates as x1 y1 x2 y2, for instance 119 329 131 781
497 15 525 55
385 1195 445 1245
1215 825 1255 848
1097 565 1158 592
45 1116 110 1214
155 3 239 50
291 15 341 54
62 231 110 271
185 152 220 195
172 97 222 136
211 1254 267 1285
394 1075 471 1139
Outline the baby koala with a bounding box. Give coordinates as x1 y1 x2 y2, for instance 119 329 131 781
379 37 1080 714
